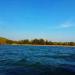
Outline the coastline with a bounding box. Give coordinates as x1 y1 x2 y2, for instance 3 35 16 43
1 44 75 47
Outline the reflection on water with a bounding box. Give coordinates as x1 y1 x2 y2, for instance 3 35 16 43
0 45 75 75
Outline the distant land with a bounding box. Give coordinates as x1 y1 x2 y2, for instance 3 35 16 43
0 37 75 46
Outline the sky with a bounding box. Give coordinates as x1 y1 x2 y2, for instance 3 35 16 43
0 0 75 41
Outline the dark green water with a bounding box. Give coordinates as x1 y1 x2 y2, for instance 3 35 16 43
0 45 75 75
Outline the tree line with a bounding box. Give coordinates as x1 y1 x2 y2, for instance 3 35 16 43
0 37 75 46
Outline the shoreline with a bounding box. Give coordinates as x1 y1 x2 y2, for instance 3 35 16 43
1 44 75 47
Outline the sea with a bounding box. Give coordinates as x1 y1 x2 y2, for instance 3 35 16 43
0 45 75 75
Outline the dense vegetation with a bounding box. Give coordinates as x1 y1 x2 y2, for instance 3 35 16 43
0 37 75 46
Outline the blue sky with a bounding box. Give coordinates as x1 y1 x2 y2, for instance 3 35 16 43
0 0 75 41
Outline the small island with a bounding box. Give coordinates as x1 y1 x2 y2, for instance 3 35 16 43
0 37 75 46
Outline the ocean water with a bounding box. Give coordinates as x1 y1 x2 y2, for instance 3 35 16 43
0 45 75 75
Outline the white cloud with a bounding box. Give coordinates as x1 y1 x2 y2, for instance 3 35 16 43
58 22 74 29
60 24 72 28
